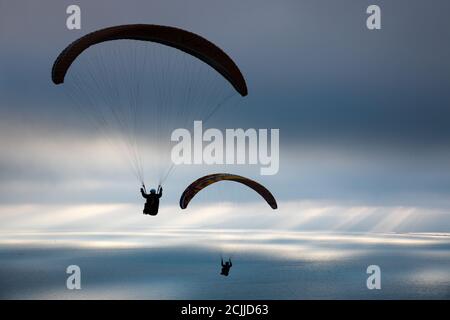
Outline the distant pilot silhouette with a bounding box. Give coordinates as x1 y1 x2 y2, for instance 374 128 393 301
140 185 162 216
220 257 232 276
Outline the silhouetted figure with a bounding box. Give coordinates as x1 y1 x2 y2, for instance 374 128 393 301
140 185 162 216
220 257 232 276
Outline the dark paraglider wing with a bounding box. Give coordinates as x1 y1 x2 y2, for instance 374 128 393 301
51 24 248 96
179 173 278 209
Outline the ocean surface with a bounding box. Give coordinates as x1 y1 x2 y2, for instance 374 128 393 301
0 230 449 299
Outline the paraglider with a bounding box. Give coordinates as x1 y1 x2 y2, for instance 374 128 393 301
179 173 278 209
179 173 276 277
51 24 248 215
220 257 233 276
140 185 163 215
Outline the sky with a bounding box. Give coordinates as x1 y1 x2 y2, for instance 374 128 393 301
1 231 449 299
1 0 450 233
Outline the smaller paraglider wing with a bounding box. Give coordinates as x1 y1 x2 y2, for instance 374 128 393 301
179 173 278 209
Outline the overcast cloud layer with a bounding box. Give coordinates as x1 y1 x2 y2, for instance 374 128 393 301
1 0 450 233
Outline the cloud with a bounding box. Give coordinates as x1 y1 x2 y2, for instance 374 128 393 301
1 124 450 212
1 0 450 232
0 200 448 234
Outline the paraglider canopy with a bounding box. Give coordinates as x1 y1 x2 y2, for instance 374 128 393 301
179 173 278 209
52 24 248 96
